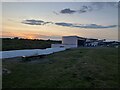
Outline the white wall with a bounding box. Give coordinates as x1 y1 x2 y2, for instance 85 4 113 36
62 36 78 45
0 48 66 59
51 44 77 49
1 49 39 59
62 44 77 49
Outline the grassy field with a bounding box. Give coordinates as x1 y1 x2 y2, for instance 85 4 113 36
1 38 61 51
2 47 119 88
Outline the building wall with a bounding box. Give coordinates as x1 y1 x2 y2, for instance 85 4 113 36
62 36 78 45
1 48 66 59
51 44 77 49
62 44 77 48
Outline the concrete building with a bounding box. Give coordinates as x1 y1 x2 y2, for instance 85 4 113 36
62 36 78 45
51 36 86 48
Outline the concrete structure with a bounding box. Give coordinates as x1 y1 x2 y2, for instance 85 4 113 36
85 38 99 47
0 48 66 59
51 36 86 48
62 36 78 45
51 44 77 48
51 36 108 48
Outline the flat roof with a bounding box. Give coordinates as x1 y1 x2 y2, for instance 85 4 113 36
62 36 79 38
62 36 102 41
62 36 86 39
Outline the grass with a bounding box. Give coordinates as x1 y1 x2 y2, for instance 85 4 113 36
1 38 61 51
2 47 119 88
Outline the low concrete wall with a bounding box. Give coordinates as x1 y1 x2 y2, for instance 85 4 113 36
0 48 66 59
51 44 77 49
62 44 77 48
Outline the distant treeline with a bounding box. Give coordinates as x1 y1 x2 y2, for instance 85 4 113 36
1 38 61 51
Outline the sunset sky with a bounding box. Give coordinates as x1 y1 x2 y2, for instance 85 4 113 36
2 2 118 40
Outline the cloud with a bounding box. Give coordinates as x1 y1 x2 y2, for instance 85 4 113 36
22 19 52 25
21 19 117 29
60 8 76 14
55 22 73 26
79 5 93 13
55 2 118 15
55 22 117 29
59 7 91 14
74 24 117 29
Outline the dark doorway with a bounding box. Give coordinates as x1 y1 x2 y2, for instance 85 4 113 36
78 40 86 47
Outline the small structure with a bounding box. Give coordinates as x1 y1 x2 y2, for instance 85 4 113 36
51 36 86 48
1 48 66 59
85 38 99 47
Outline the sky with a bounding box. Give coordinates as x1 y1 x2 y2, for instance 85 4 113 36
2 2 119 40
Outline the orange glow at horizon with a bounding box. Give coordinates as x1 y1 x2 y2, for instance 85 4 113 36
27 36 35 40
